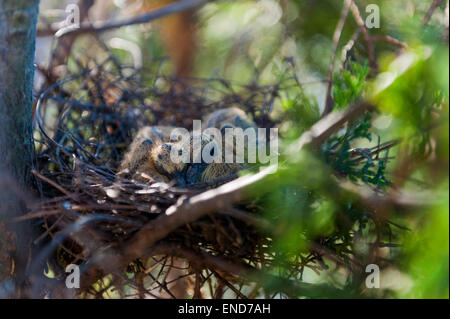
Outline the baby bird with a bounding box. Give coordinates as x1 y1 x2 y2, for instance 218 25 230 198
200 107 259 183
118 126 186 184
172 131 219 184
203 107 258 133
119 108 260 186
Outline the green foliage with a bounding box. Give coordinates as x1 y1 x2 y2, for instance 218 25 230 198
281 88 321 135
400 197 449 298
333 62 370 110
325 112 389 188
256 45 448 298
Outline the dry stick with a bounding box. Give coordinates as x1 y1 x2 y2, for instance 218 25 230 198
11 209 62 223
193 272 202 299
36 0 214 38
349 0 377 75
323 0 352 117
372 35 408 49
49 0 94 78
337 180 442 212
287 101 371 154
423 0 444 25
213 270 247 299
219 207 271 229
31 169 79 202
340 29 361 70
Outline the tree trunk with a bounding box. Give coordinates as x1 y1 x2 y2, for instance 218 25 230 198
0 0 40 298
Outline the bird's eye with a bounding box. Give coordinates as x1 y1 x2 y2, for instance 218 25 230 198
178 149 183 156
210 147 215 157
158 154 163 160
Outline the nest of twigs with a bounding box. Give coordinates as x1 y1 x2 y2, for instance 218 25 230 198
30 52 298 298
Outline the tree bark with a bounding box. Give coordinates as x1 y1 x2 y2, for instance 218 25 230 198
0 0 40 298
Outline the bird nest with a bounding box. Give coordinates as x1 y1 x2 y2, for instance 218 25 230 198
30 55 296 299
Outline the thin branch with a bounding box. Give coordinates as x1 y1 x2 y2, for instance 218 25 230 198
372 35 408 49
219 207 271 229
49 0 94 75
348 0 377 75
337 180 443 212
36 0 214 38
288 101 372 154
31 169 79 202
423 0 444 25
323 0 352 117
341 28 361 70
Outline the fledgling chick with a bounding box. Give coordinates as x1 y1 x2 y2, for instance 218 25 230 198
203 107 258 133
177 132 219 184
118 126 186 184
200 107 259 183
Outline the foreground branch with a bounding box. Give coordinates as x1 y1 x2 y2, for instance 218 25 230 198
37 0 214 38
337 180 442 212
323 0 352 116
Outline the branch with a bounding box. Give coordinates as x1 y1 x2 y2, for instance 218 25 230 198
423 0 444 25
36 0 214 38
444 0 449 42
323 0 352 117
148 242 250 277
372 35 408 49
340 29 361 70
348 0 377 75
337 180 442 212
49 0 94 74
288 101 372 154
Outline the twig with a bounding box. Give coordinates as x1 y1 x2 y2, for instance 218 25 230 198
348 0 377 75
219 207 271 229
337 179 443 212
31 169 79 202
423 0 443 25
444 0 449 41
36 0 215 38
11 209 62 223
341 29 361 70
150 243 251 278
213 270 247 299
49 0 94 79
288 101 372 154
372 35 408 49
323 0 352 117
